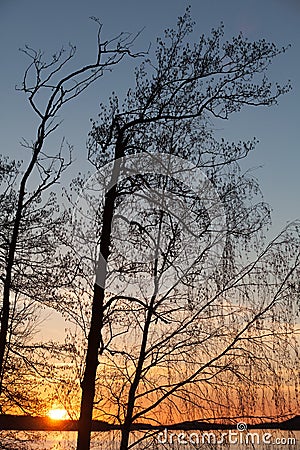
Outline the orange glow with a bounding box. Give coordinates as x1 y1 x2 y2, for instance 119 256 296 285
47 408 69 420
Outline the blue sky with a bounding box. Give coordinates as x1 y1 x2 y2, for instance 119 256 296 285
0 0 299 237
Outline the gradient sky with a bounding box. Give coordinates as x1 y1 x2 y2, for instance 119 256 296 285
0 1 299 411
0 0 299 256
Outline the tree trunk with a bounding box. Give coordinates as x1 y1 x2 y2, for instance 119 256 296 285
76 132 125 450
118 307 153 450
119 425 131 450
119 214 163 450
0 141 42 392
76 283 105 450
0 279 11 392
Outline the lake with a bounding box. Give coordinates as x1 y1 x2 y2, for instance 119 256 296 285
0 429 299 449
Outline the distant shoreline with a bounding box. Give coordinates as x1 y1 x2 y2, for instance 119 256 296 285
0 414 299 432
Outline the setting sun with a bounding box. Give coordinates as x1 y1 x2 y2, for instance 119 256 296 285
47 408 69 420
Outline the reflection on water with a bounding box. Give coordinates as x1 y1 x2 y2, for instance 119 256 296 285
0 429 298 449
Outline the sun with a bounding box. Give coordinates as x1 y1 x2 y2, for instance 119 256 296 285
47 408 69 420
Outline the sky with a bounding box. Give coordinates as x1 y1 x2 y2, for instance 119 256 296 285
1 0 299 231
0 2 299 426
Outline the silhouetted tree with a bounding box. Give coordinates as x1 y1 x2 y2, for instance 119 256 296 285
0 18 140 411
73 9 299 450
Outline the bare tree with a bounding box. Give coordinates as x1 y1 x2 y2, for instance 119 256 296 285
0 18 140 410
72 9 299 450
